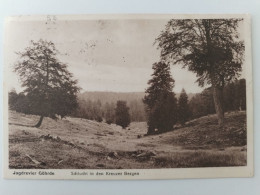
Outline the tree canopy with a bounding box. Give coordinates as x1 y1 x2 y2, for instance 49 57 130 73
143 62 177 134
14 39 80 127
156 19 245 125
115 100 131 129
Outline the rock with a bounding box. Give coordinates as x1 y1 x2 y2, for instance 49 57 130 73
108 152 119 158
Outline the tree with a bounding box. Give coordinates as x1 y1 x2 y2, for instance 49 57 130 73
129 100 146 122
104 102 115 124
14 39 80 127
143 62 177 134
188 79 246 119
223 78 246 111
92 99 102 122
223 82 236 111
8 90 31 114
115 101 130 129
8 89 19 110
236 79 246 111
156 19 244 125
178 88 190 125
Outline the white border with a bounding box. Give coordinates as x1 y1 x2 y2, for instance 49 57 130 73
3 14 253 180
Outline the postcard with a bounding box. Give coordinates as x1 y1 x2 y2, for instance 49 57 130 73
3 14 253 179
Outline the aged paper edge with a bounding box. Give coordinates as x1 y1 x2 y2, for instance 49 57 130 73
2 14 253 180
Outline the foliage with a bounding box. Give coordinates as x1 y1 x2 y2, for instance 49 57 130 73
177 89 190 125
189 88 215 119
156 19 244 87
8 90 31 114
104 102 116 124
72 96 146 123
115 101 131 129
147 92 178 134
223 78 246 111
129 100 146 122
189 79 246 119
14 39 80 126
143 62 178 134
156 19 245 125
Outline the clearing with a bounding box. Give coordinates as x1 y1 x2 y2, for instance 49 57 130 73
8 110 247 169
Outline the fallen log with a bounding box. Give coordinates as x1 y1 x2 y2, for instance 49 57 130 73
58 160 63 165
25 154 41 165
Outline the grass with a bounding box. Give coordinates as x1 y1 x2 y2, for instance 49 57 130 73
153 149 246 168
8 110 247 169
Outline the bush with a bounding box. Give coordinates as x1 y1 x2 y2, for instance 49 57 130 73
95 116 103 122
106 119 113 125
115 101 130 129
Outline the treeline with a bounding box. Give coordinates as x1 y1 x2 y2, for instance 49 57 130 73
189 79 246 119
143 61 246 135
71 98 146 123
8 79 246 128
70 99 132 128
79 91 145 104
8 89 146 124
9 90 31 114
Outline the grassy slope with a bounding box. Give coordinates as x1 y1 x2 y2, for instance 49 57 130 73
8 110 247 169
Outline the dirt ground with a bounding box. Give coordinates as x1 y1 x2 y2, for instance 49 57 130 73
8 110 247 169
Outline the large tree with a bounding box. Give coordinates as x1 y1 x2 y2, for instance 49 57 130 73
156 19 244 125
14 39 80 127
143 62 178 134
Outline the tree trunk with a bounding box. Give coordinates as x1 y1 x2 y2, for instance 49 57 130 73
35 115 44 128
147 126 155 135
212 86 224 126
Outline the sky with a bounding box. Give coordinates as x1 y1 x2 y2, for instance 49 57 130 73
4 16 245 93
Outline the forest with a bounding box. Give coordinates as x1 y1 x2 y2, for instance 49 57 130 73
8 78 246 126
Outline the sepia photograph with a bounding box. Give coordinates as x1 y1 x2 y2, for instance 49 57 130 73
3 14 253 179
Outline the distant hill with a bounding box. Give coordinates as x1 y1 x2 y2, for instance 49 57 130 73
77 91 197 122
79 91 145 103
79 91 196 104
